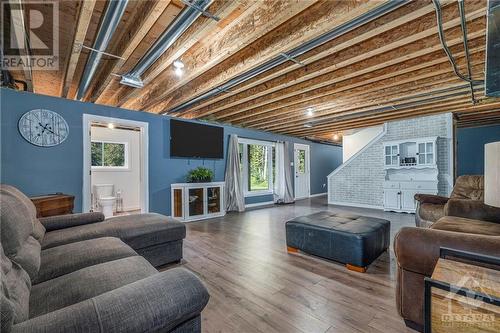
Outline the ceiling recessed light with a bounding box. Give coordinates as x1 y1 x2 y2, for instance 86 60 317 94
174 67 183 77
306 107 314 116
173 59 185 69
333 134 339 141
108 123 115 129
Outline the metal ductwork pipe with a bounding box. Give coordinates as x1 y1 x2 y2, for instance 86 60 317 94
76 0 129 100
120 0 212 88
164 0 409 114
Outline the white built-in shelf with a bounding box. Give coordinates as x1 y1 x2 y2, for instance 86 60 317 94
383 137 439 213
171 182 225 222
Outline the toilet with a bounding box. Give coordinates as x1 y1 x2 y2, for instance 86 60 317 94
93 184 116 218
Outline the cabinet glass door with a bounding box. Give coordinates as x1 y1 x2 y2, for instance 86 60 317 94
188 188 204 216
385 146 391 165
385 145 399 166
173 189 183 218
418 142 434 165
207 187 221 214
425 142 434 164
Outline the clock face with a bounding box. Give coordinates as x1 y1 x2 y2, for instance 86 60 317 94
18 109 69 147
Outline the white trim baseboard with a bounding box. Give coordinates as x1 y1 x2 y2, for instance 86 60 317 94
245 201 275 209
309 192 327 198
328 200 384 210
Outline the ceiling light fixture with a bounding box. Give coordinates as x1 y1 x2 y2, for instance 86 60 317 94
306 107 314 117
173 59 185 69
333 133 339 141
174 67 184 77
304 123 313 128
108 123 115 129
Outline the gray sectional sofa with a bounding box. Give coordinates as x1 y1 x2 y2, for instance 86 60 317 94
1 184 210 332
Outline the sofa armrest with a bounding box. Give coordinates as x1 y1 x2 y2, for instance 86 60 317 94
394 227 500 276
39 212 105 231
12 268 209 333
445 199 500 223
414 193 449 205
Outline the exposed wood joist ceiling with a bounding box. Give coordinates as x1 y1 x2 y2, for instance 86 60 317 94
8 0 499 143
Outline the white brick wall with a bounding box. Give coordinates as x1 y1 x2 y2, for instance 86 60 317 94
328 113 453 207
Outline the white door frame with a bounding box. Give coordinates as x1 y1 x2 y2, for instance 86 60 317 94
294 143 311 199
82 114 149 213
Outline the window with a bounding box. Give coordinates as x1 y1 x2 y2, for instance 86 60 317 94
238 139 275 196
91 141 128 169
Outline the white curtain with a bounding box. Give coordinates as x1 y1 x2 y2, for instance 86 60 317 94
274 141 294 204
224 134 245 212
274 142 286 202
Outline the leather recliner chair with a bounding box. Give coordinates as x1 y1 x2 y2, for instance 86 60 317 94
414 175 484 228
394 198 500 331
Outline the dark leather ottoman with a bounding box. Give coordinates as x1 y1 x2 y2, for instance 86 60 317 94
285 211 390 272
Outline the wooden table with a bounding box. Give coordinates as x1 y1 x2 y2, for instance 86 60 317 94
424 248 500 333
30 194 74 217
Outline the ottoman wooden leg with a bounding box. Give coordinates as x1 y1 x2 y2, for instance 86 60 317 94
346 264 367 273
287 246 299 253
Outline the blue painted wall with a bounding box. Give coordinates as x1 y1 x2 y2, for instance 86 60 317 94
456 124 500 176
0 88 342 215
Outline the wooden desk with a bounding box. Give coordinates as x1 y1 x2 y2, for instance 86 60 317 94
30 194 74 217
425 250 500 333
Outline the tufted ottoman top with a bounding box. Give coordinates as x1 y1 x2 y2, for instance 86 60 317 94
285 211 391 268
286 211 390 235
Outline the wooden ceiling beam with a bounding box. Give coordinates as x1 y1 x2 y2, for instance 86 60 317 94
105 0 247 106
226 49 482 125
241 59 484 128
271 86 480 133
61 0 96 98
286 98 497 136
255 75 477 131
287 102 489 136
183 5 486 120
285 97 482 134
306 103 500 135
85 0 172 103
196 18 486 122
213 32 486 125
116 0 320 110
254 58 485 129
137 0 390 113
175 0 447 117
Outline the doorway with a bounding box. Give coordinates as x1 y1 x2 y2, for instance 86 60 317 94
294 143 310 199
82 114 148 215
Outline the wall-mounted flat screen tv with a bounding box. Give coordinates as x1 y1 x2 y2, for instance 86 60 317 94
170 119 224 159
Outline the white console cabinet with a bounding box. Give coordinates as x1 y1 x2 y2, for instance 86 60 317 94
171 182 225 222
383 137 439 213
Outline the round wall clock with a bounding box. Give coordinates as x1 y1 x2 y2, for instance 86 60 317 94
18 109 69 147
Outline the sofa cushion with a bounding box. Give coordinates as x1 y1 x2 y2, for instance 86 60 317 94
1 245 31 331
34 237 138 284
419 202 445 223
29 256 157 318
41 213 186 251
431 216 500 236
0 185 41 280
450 175 484 200
32 220 46 243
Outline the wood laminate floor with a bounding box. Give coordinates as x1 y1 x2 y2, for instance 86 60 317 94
178 196 416 333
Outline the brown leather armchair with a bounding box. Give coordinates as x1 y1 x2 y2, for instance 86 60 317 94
414 175 484 228
394 200 500 331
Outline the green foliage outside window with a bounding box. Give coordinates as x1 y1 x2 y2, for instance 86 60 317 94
91 141 126 167
248 144 269 191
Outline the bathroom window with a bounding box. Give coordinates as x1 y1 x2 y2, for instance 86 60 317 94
91 140 128 169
